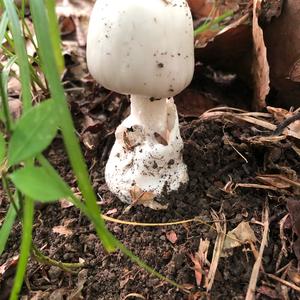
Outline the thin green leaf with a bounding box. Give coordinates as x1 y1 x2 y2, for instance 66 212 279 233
2 55 17 90
9 197 33 300
0 196 19 255
30 0 116 252
0 131 6 164
0 72 12 132
45 0 64 74
9 165 73 202
194 10 233 36
3 0 31 112
0 56 17 131
8 99 58 166
0 10 8 45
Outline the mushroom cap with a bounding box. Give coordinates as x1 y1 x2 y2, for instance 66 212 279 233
87 0 195 98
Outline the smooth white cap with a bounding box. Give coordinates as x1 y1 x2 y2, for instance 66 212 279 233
87 0 194 98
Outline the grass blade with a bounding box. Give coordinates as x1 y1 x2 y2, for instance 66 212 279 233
3 0 31 112
30 0 115 251
0 10 8 45
9 197 34 300
0 195 19 255
45 0 64 74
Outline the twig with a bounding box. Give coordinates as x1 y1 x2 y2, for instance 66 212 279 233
273 111 300 136
265 273 300 293
206 211 226 292
245 203 269 300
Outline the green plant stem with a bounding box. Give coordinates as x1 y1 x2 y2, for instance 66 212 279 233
0 72 12 132
2 174 19 211
30 0 115 252
32 244 85 273
9 196 34 300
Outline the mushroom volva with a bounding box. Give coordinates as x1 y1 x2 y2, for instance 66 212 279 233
87 0 195 203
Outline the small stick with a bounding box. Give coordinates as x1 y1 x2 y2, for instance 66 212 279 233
265 273 300 293
245 203 269 300
273 111 300 136
206 211 226 292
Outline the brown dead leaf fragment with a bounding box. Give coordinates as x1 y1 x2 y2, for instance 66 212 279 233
252 0 270 110
60 199 74 209
190 238 210 287
267 106 300 137
56 0 94 47
257 285 280 299
0 255 19 278
127 185 168 211
166 230 178 244
52 225 73 237
187 0 213 18
286 200 300 263
287 266 300 286
222 221 257 256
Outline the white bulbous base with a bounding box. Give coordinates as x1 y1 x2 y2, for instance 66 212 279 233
105 98 188 204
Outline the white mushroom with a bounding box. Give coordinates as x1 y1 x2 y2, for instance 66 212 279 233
87 0 195 203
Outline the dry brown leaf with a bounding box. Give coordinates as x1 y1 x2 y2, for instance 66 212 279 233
267 106 300 137
8 99 22 120
166 230 178 244
286 200 300 263
191 238 210 287
189 253 203 287
252 0 270 110
256 175 292 189
257 174 300 189
60 199 74 209
67 269 88 300
56 0 94 46
267 106 294 123
52 225 73 237
257 285 280 299
0 255 19 277
222 221 257 256
127 185 168 211
287 266 300 286
105 208 118 216
187 0 213 18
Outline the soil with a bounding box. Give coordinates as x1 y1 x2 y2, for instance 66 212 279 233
1 90 299 299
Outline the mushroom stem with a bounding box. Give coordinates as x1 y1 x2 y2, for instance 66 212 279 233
129 95 168 136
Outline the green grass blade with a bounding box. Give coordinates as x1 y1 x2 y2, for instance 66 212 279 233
9 197 34 300
30 0 115 251
194 10 233 36
0 10 8 45
0 131 6 163
0 195 19 255
0 71 13 132
44 0 64 74
3 0 31 112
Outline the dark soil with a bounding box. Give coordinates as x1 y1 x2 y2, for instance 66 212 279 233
1 97 299 299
